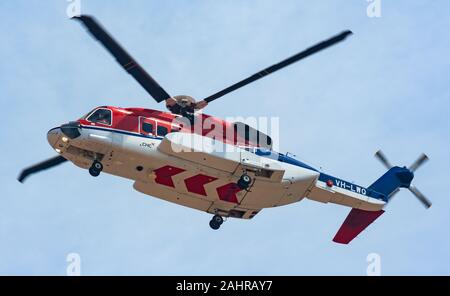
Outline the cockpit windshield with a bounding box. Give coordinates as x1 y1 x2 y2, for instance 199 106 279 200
86 108 112 125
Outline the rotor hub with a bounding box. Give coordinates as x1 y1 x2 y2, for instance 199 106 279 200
173 95 196 107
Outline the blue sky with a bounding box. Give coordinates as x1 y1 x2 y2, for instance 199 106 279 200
1 0 449 275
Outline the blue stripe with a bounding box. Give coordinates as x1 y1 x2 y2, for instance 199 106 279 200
80 125 164 140
277 153 318 171
254 148 318 172
318 173 387 201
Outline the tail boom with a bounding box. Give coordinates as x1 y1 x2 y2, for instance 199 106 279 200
307 173 387 211
307 167 415 244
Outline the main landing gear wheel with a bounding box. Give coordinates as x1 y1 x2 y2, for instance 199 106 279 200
209 214 224 230
237 174 252 190
89 160 103 177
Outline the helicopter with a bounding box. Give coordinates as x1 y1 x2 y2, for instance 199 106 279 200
18 15 431 244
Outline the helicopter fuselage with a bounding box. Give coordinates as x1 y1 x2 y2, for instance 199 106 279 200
47 106 386 220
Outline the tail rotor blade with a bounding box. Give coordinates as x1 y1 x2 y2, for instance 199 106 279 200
409 153 429 172
409 186 432 209
374 151 431 209
375 150 393 169
18 156 68 183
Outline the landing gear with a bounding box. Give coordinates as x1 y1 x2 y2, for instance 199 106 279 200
209 214 224 230
89 160 103 177
237 174 252 190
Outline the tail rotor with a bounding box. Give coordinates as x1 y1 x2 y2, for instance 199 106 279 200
374 150 432 209
409 153 429 172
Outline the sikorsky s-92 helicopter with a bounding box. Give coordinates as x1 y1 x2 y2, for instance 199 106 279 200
18 15 431 244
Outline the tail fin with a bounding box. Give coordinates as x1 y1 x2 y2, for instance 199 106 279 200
367 166 414 200
333 209 384 244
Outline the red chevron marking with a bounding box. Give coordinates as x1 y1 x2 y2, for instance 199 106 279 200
216 183 242 204
153 165 185 188
184 174 218 196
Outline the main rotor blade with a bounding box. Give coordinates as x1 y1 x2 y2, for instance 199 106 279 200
18 156 68 183
409 153 429 172
201 30 352 104
374 150 393 169
409 186 432 209
73 15 171 103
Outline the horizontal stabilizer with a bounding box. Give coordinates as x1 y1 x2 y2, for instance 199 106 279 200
333 208 384 244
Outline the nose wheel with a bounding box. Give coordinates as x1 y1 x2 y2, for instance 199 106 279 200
209 214 224 230
89 160 103 177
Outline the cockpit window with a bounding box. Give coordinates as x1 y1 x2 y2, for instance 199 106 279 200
86 108 112 125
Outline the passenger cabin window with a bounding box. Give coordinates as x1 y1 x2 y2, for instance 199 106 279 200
142 122 154 134
157 126 169 137
87 108 112 125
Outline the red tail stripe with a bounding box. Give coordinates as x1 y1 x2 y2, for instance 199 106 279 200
333 209 385 244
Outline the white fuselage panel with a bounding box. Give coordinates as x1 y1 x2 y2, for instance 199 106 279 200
49 126 319 218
